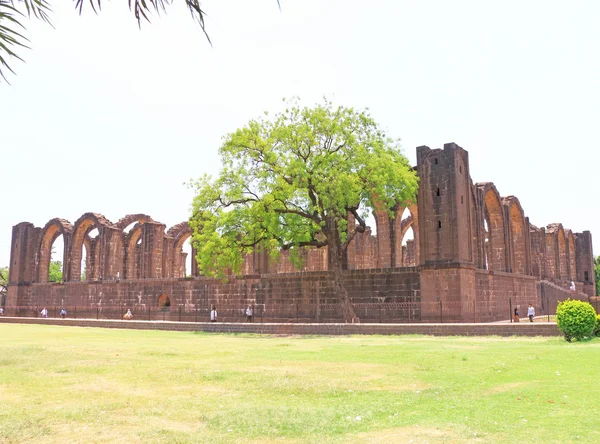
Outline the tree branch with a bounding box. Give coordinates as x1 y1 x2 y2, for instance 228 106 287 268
281 239 328 250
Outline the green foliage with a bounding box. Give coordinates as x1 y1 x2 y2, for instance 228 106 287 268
189 98 419 278
48 260 62 283
0 266 8 306
0 0 212 82
0 266 7 288
595 315 600 337
594 256 600 296
556 299 597 342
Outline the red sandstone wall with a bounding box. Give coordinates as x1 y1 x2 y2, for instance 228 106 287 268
11 268 421 323
475 270 537 322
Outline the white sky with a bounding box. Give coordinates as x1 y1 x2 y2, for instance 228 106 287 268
1 0 599 267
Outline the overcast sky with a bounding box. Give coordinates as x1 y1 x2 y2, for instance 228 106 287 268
1 0 599 268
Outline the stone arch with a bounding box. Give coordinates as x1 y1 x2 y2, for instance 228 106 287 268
389 202 420 267
158 293 171 310
546 223 568 280
503 196 528 275
566 230 577 280
68 213 113 281
168 222 192 278
36 218 72 283
478 184 507 272
556 226 568 280
393 204 419 267
115 214 155 231
124 224 143 279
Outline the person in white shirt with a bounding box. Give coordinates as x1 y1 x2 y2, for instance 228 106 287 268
210 306 218 322
40 307 48 318
527 304 535 322
0 307 4 315
569 281 576 291
246 305 253 323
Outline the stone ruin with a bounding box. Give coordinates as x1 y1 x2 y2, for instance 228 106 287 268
6 143 596 322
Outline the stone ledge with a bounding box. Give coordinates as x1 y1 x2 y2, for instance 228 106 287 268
0 317 562 337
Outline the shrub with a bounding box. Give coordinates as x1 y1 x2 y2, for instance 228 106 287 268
556 299 597 342
595 315 600 337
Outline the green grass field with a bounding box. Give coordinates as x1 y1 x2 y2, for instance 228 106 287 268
0 325 599 443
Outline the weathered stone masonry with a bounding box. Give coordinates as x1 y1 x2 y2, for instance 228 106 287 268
6 143 596 321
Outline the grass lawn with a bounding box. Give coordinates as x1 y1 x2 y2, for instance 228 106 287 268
0 325 599 443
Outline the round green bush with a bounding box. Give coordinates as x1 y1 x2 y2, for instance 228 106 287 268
595 315 600 337
556 299 597 342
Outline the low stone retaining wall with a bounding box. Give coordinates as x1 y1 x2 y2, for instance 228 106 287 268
0 317 562 337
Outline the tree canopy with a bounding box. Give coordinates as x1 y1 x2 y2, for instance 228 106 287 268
0 266 8 305
595 256 600 296
190 98 419 321
0 0 211 81
48 260 62 283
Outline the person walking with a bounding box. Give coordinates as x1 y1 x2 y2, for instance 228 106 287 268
210 306 218 322
246 305 253 322
527 303 535 322
40 307 48 318
569 280 576 291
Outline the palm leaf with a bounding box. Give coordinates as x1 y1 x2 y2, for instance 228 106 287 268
0 1 280 83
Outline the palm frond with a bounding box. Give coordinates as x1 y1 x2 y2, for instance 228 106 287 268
0 1 280 84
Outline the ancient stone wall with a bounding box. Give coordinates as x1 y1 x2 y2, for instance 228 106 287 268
6 143 596 321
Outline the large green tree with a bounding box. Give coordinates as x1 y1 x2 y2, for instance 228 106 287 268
594 256 600 296
0 266 8 306
0 0 211 81
190 99 419 322
48 260 62 283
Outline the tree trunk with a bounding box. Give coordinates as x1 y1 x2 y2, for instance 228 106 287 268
326 218 359 323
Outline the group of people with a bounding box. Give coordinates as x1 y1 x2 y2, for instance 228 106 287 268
513 303 536 323
37 307 68 318
118 305 255 322
209 305 254 322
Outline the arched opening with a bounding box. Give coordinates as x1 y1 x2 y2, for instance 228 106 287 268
557 228 568 280
173 233 192 278
49 234 64 282
158 293 171 311
483 217 490 271
402 225 416 266
37 219 71 283
121 223 137 234
167 223 193 278
392 205 419 267
183 237 193 277
567 232 577 280
125 225 143 280
508 203 527 275
483 188 507 272
81 241 88 281
69 214 111 282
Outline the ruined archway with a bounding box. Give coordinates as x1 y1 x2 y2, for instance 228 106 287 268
505 197 528 275
115 214 155 231
124 224 143 280
482 217 490 270
566 230 577 280
68 213 113 281
36 218 72 283
168 222 193 278
480 185 507 272
392 204 420 268
557 226 568 280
